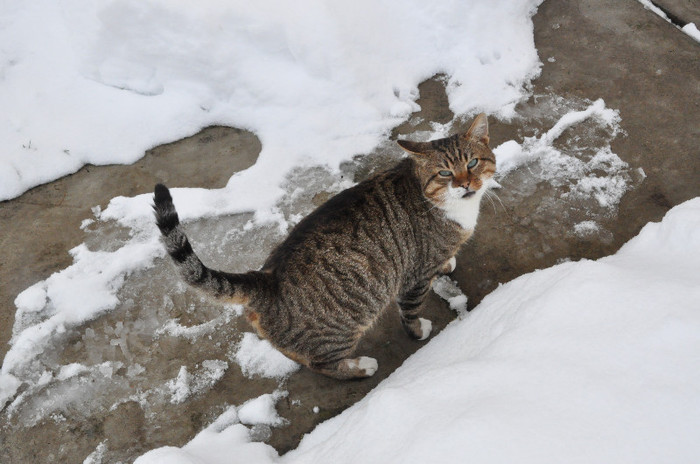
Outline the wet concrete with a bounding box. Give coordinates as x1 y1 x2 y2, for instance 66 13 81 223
1 0 699 462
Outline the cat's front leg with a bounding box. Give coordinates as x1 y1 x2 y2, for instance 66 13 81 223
398 279 433 340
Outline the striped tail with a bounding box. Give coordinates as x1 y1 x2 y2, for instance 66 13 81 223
152 184 264 305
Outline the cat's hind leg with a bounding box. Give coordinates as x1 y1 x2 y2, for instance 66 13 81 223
310 356 378 380
398 279 433 340
439 256 457 274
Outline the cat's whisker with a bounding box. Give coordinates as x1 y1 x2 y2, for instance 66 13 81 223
485 189 507 212
483 190 498 214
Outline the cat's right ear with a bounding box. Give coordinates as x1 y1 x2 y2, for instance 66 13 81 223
397 139 432 157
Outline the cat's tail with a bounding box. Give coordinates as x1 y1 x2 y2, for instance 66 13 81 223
153 184 267 305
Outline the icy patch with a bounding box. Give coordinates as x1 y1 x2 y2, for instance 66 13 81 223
2 233 163 406
167 360 228 404
573 220 600 237
157 304 242 341
83 440 108 464
496 99 622 182
491 96 641 245
232 333 300 379
432 276 469 318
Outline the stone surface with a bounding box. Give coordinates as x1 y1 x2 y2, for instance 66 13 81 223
1 1 699 462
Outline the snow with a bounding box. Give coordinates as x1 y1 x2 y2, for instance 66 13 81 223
134 396 283 464
168 361 229 404
232 333 300 379
432 276 469 317
682 23 700 43
238 391 287 427
3 1 686 463
133 198 700 463
0 0 543 202
83 441 108 464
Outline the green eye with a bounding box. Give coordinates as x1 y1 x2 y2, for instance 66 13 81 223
438 170 453 177
467 158 478 169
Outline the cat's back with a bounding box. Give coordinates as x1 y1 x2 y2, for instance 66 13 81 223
262 159 421 275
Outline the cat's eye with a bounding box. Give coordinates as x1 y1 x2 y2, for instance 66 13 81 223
438 170 453 177
467 158 478 169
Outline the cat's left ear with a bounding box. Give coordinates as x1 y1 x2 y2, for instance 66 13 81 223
397 139 432 157
464 113 489 146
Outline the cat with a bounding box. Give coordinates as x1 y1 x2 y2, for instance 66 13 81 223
153 113 496 380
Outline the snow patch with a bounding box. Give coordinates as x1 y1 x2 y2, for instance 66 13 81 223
232 333 300 379
0 0 544 201
238 391 287 427
167 360 229 404
432 276 469 317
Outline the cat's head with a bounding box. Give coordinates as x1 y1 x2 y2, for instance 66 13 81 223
397 113 496 207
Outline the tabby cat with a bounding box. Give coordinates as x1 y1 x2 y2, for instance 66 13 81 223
153 114 496 379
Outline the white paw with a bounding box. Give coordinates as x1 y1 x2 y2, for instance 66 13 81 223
357 356 378 376
418 318 433 340
447 256 457 273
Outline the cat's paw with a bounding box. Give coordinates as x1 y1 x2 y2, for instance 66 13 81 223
418 318 432 340
440 257 457 274
356 356 378 376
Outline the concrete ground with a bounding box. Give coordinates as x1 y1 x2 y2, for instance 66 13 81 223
1 0 698 462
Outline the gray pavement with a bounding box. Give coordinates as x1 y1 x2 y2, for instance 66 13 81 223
1 0 698 462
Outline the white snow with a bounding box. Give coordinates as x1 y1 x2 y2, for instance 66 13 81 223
682 22 700 43
232 333 300 379
133 197 700 463
0 0 543 202
134 396 284 464
237 391 287 427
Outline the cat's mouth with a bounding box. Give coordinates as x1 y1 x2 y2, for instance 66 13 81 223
461 190 476 199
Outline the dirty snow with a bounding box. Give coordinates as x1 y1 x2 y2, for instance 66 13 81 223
136 198 700 463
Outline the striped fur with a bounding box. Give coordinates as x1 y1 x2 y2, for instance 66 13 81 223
154 114 495 379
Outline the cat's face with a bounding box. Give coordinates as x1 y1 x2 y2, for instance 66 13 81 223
398 113 496 207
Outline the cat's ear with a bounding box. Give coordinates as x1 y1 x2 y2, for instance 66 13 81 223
397 139 432 156
464 113 489 146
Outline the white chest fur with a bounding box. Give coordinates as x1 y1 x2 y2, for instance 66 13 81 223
439 187 486 231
